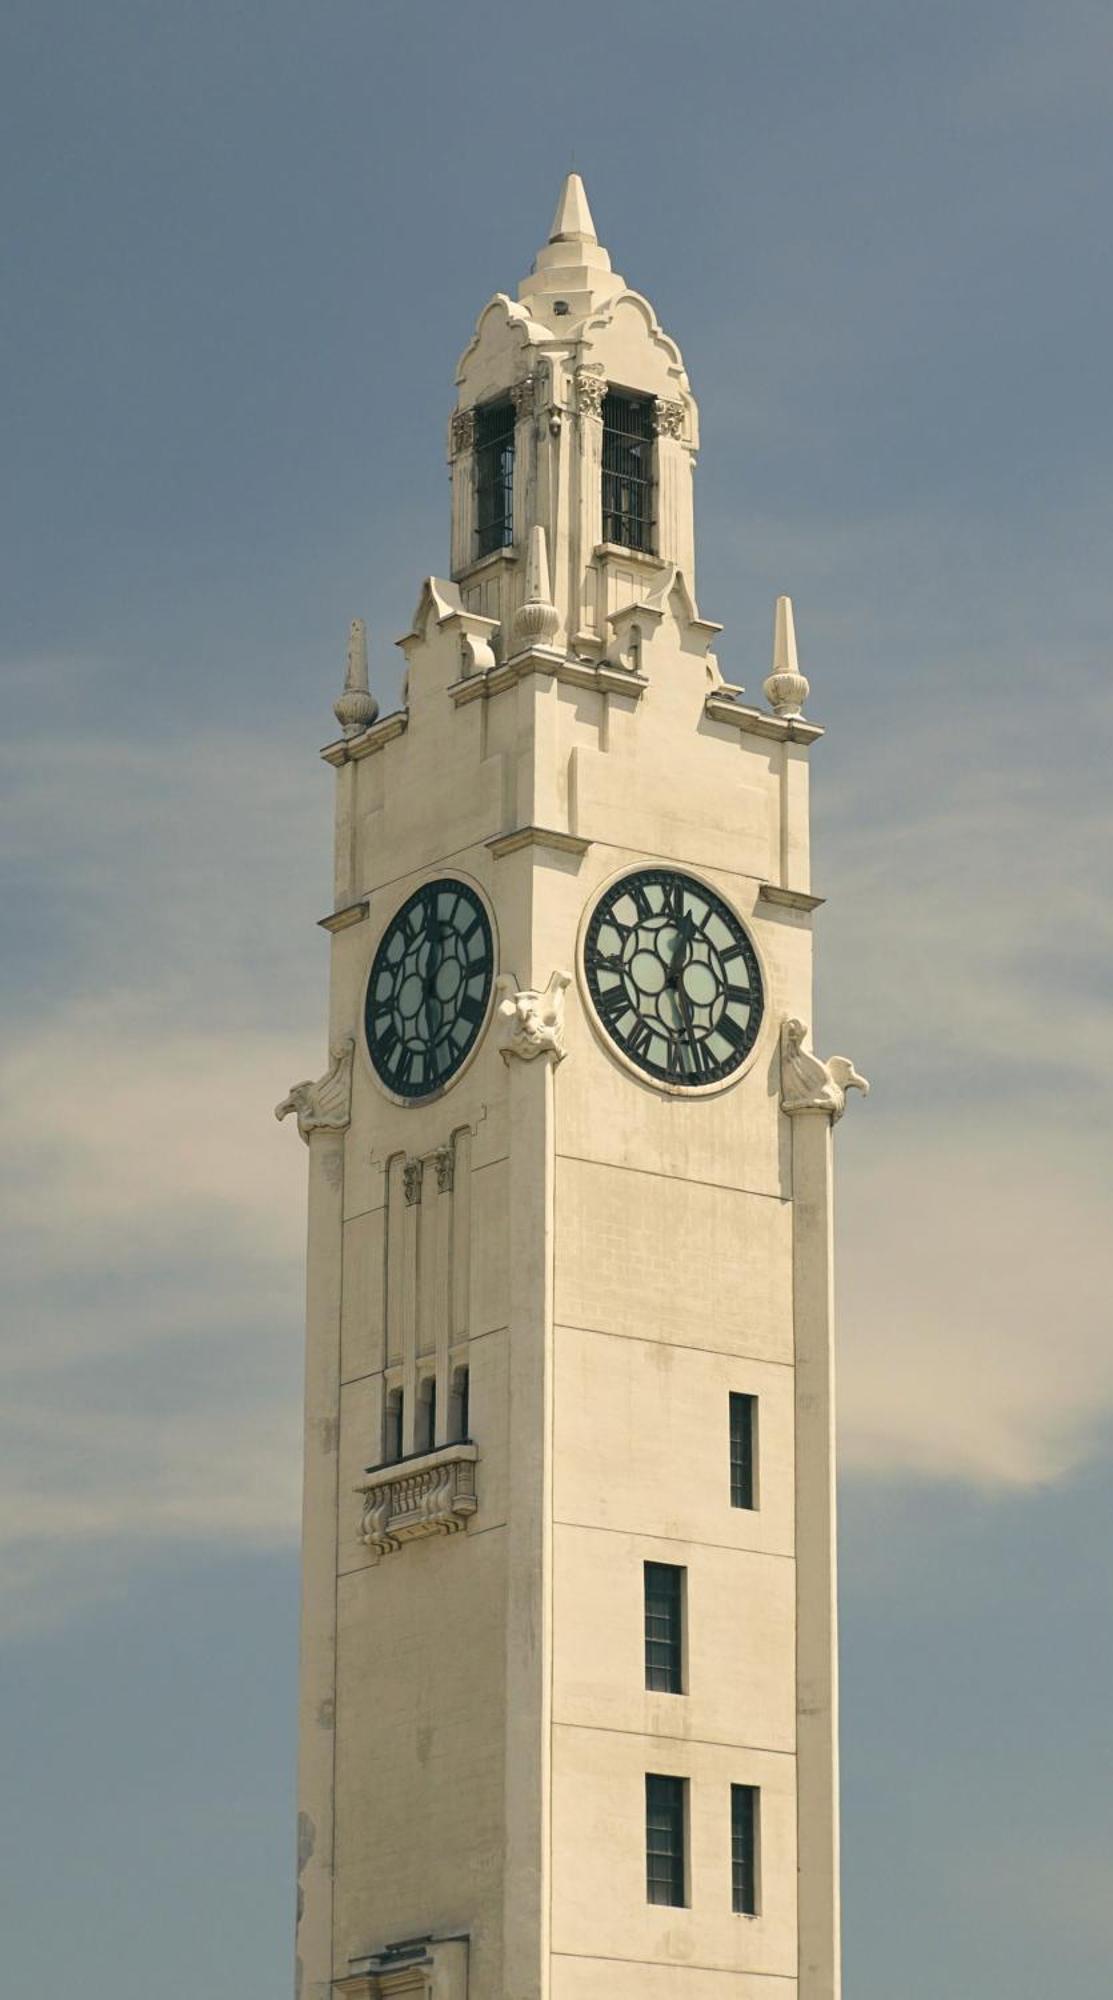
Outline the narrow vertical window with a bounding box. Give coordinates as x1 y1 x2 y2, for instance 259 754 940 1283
449 1364 470 1441
602 391 654 551
731 1784 759 1915
644 1562 685 1693
416 1375 436 1453
475 400 515 557
730 1392 757 1509
384 1386 404 1464
645 1774 687 1906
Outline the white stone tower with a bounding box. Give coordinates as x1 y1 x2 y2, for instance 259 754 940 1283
280 175 866 2000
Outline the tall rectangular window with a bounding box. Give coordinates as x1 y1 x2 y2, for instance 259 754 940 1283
645 1774 687 1906
475 400 515 557
730 1392 757 1509
449 1364 470 1442
416 1375 436 1454
644 1562 685 1693
731 1784 759 1915
602 391 654 551
384 1386 404 1464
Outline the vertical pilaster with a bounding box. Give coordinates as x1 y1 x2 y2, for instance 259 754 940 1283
400 1159 422 1453
573 373 605 641
450 410 476 577
781 740 812 896
333 762 357 909
790 1106 841 2000
295 1124 345 2000
502 1037 559 2000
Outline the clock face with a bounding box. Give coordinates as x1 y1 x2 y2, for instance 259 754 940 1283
365 879 494 1100
584 868 763 1086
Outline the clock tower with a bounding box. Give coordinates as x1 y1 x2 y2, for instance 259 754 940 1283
280 176 867 2000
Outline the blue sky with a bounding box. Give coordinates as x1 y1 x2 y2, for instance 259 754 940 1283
2 2 1111 1994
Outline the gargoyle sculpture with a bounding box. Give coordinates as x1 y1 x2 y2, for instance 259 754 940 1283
496 969 572 1064
780 1017 869 1121
275 1036 355 1141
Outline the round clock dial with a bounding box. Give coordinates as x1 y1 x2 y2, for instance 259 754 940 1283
365 879 494 1100
584 868 763 1086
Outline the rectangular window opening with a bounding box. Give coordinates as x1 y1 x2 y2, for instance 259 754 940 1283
731 1783 759 1915
602 390 655 552
645 1773 687 1906
475 400 515 558
730 1392 757 1510
449 1364 470 1442
416 1375 436 1454
644 1561 685 1694
384 1386 404 1464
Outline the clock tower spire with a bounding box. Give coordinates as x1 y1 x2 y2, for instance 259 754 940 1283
283 176 866 2000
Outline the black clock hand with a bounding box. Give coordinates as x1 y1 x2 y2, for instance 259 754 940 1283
421 922 444 1042
675 979 701 1074
663 912 694 991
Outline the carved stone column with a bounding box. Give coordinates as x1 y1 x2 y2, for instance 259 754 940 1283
781 1019 868 2000
573 369 605 643
449 406 476 578
498 973 569 2000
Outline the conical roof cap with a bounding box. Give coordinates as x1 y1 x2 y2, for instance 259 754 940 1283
548 172 597 244
519 171 623 320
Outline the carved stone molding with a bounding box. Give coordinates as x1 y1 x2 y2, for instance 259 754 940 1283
357 1444 479 1557
496 969 571 1064
652 397 685 438
275 1037 355 1142
510 374 536 418
337 1935 468 2000
780 1017 869 1122
449 407 476 456
402 1157 424 1206
574 370 606 420
433 1143 455 1193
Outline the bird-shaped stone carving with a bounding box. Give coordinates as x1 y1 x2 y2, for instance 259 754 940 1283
781 1017 869 1121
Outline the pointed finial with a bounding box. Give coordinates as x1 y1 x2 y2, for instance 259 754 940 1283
333 618 379 737
548 171 597 245
763 596 811 720
512 527 561 650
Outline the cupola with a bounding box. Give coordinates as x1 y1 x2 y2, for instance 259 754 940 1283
449 175 702 661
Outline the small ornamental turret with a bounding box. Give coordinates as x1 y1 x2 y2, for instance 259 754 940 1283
763 594 811 720
333 618 379 737
511 526 560 651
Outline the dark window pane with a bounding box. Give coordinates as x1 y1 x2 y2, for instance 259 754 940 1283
644 1562 684 1693
385 1389 403 1464
602 391 654 552
475 400 515 557
417 1378 436 1453
450 1365 469 1442
646 1773 686 1906
730 1392 756 1509
731 1784 758 1914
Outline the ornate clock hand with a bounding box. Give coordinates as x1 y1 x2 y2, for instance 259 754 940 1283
664 911 694 986
675 978 701 1075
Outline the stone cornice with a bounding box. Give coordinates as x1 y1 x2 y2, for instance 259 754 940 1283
759 884 826 914
449 652 647 708
486 826 591 860
317 898 370 933
321 709 408 766
703 693 824 745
